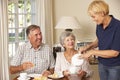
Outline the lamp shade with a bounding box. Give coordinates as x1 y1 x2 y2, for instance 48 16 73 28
55 16 81 31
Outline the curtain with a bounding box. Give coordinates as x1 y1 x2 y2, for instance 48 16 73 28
36 0 54 47
0 0 9 80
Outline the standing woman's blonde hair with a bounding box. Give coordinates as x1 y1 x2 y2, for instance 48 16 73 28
88 0 109 16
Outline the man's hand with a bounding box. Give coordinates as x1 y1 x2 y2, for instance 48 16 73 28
42 70 51 77
21 62 34 70
10 62 34 74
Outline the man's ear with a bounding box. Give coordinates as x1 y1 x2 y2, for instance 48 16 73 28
28 34 31 39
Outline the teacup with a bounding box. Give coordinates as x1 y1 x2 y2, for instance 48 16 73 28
57 71 63 77
53 71 63 78
69 66 81 74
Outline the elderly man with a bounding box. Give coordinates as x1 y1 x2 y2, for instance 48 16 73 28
10 24 55 76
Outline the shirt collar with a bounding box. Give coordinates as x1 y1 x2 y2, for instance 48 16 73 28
28 41 43 50
98 15 114 30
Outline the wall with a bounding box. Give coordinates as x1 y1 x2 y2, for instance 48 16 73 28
53 0 120 43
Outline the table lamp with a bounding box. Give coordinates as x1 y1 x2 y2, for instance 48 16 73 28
55 16 81 31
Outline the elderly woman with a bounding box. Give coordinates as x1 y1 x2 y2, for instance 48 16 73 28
55 31 93 80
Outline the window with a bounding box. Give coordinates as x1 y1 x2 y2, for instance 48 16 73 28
8 0 36 57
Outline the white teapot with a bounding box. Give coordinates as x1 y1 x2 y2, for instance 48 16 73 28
69 53 84 74
71 53 84 66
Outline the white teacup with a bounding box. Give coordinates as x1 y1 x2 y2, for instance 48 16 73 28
57 71 63 77
69 66 81 74
19 73 27 79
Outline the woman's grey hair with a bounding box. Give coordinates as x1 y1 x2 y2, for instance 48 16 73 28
59 31 76 46
26 24 40 36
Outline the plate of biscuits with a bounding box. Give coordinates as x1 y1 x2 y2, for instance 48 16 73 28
48 73 64 80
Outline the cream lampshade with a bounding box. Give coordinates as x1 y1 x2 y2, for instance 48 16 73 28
55 16 81 31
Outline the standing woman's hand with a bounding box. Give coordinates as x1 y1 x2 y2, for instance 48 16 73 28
79 50 94 60
79 45 90 54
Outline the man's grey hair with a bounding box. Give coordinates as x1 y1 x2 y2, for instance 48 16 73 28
26 24 40 36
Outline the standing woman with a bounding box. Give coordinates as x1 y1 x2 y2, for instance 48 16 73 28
79 0 120 80
55 31 92 80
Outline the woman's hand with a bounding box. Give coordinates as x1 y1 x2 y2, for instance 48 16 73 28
63 70 70 77
79 44 91 54
79 46 88 53
77 70 87 78
80 50 94 59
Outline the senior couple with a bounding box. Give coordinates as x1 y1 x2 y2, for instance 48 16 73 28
10 24 92 80
10 1 120 80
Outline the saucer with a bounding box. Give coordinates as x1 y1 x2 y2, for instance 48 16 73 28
17 77 30 80
27 74 41 78
48 74 64 80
